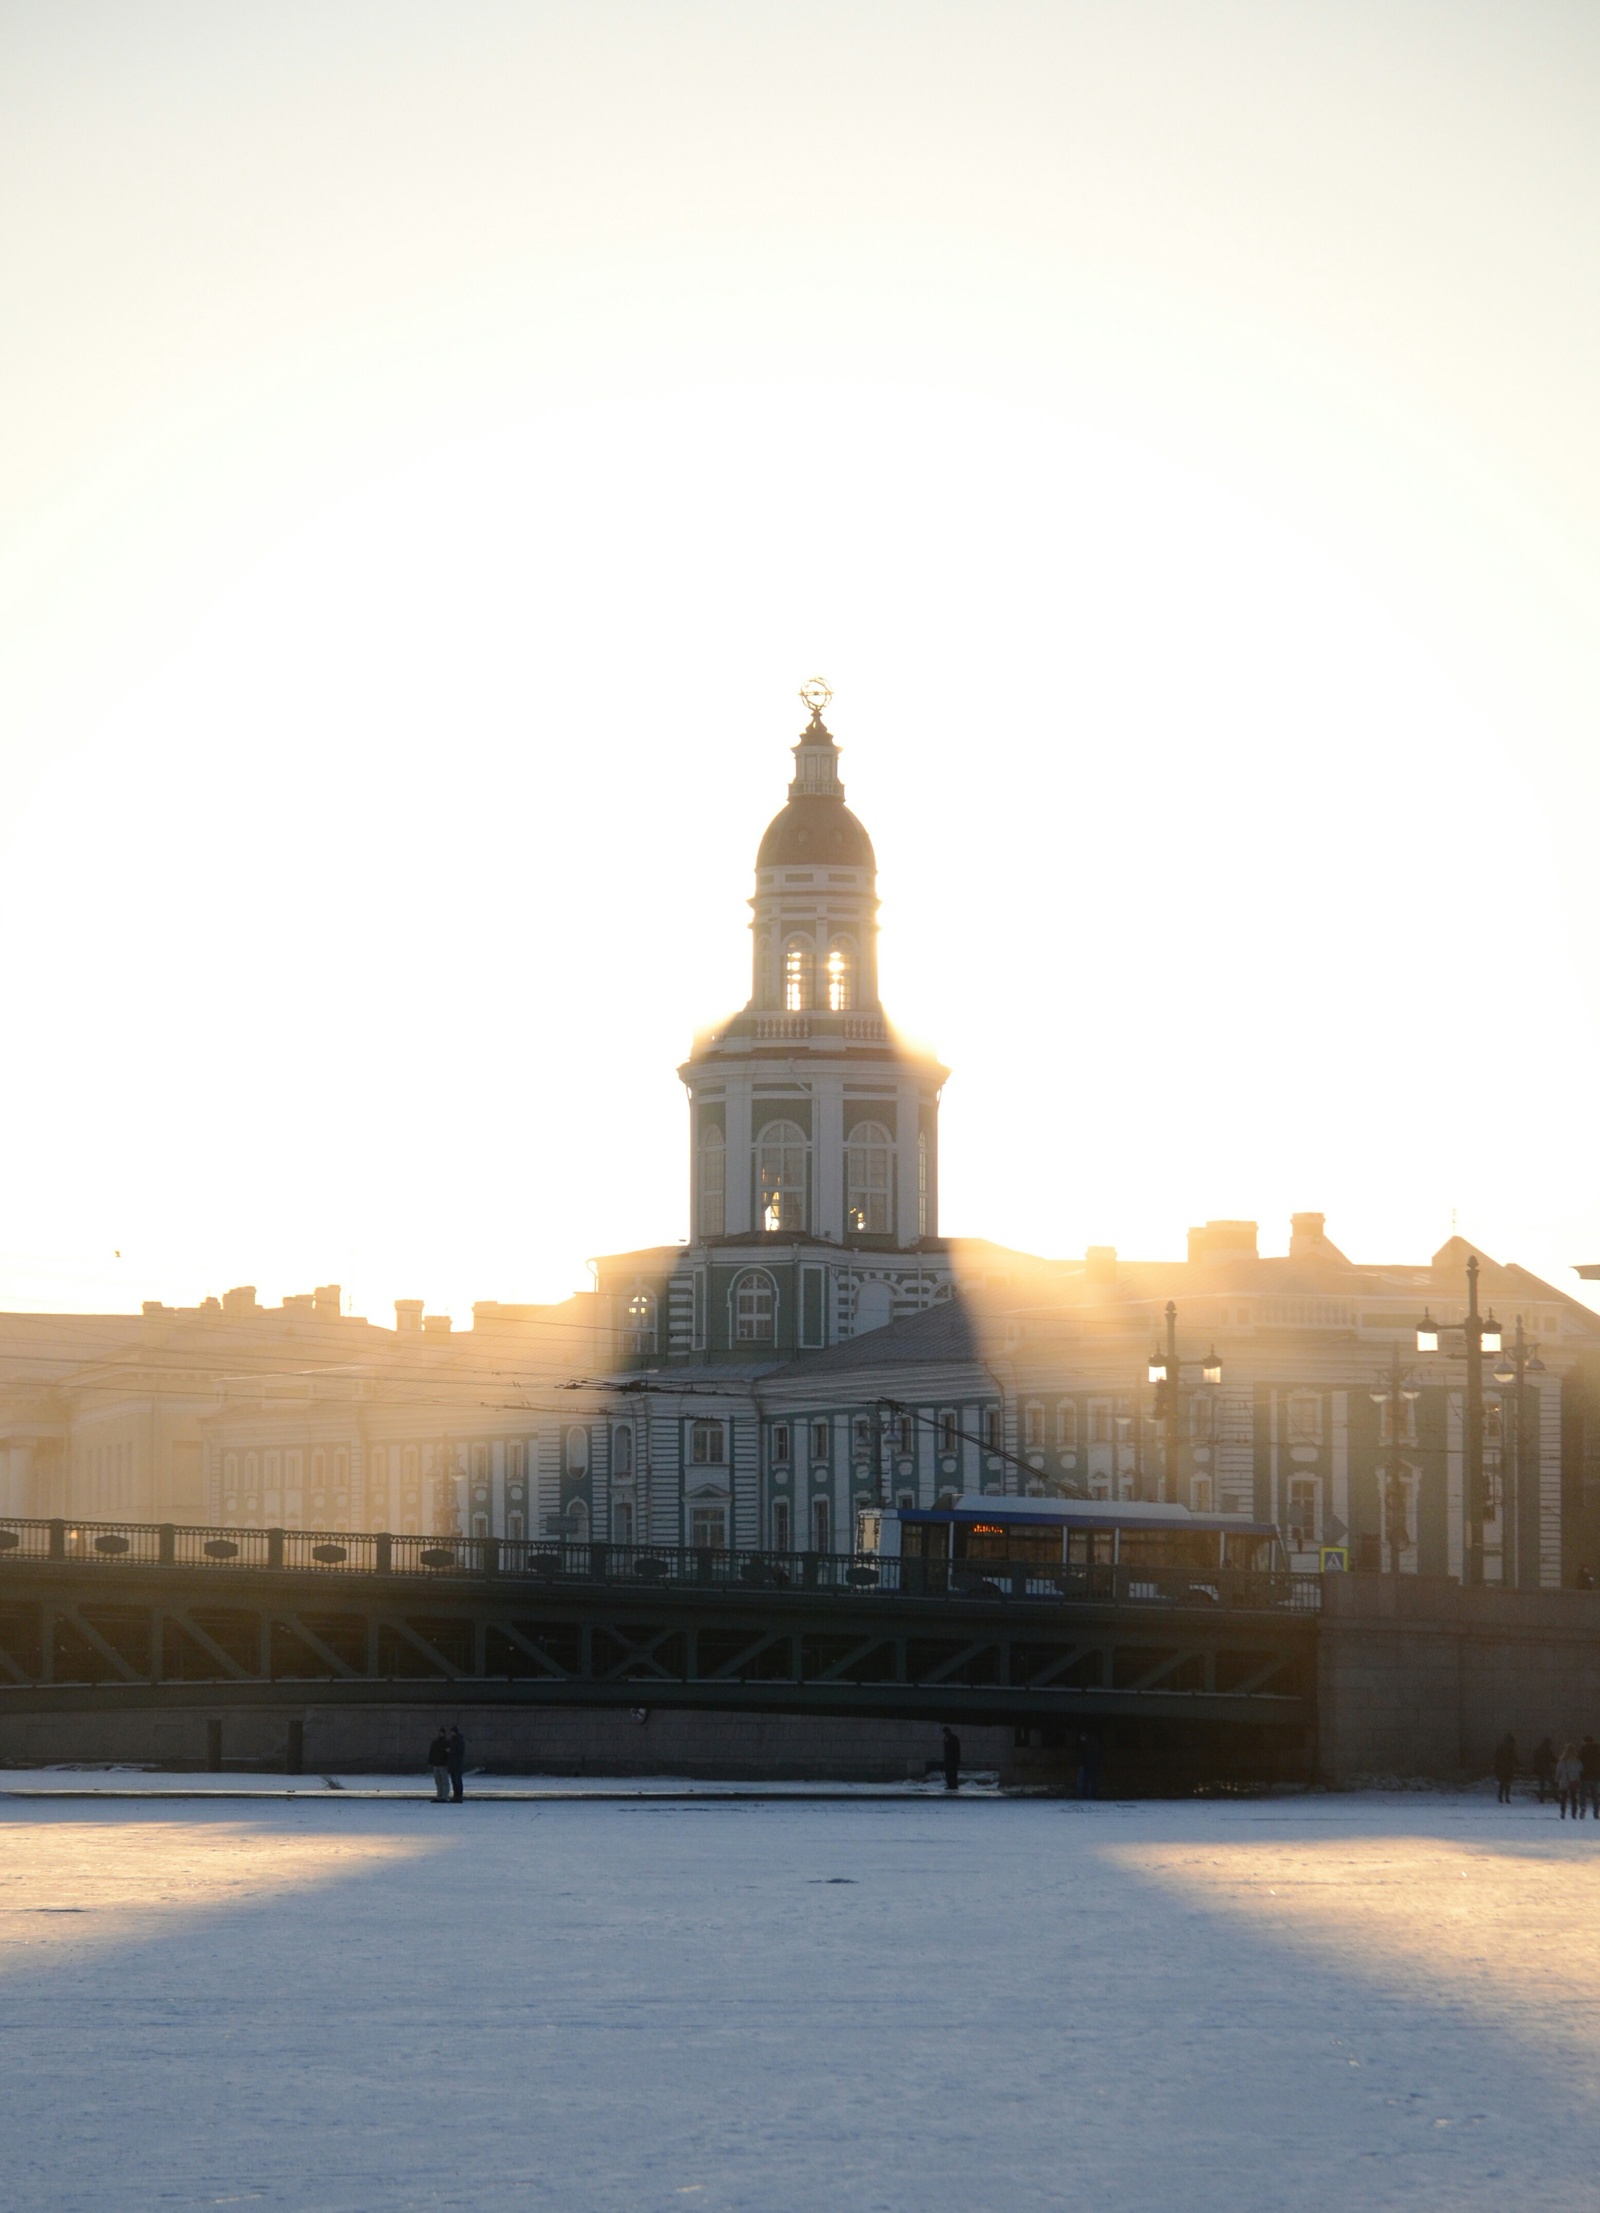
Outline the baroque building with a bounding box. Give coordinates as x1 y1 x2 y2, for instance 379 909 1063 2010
2 690 1600 1584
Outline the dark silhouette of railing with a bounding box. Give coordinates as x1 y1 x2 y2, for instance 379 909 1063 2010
0 1515 1322 1615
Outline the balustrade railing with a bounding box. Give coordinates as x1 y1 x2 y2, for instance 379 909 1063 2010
0 1514 1322 1613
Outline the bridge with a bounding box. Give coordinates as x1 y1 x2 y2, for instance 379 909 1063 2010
0 1516 1319 1745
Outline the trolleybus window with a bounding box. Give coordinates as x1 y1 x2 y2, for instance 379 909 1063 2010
953 1520 1063 1566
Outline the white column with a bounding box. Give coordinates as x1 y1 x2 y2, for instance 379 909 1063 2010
814 1072 845 1240
725 1074 754 1236
894 1081 919 1246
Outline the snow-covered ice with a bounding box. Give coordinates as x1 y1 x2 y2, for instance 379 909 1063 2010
3 1786 1597 2210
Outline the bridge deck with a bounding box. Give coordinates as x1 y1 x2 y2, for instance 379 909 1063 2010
0 1517 1318 1729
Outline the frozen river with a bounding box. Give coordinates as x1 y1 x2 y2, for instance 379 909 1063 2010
3 1779 1597 2211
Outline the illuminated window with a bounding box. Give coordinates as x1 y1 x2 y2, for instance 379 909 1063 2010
784 940 813 1012
625 1289 656 1354
917 1130 929 1237
846 1121 892 1235
699 1126 726 1238
826 939 855 1012
756 1121 807 1232
734 1271 775 1343
691 1419 726 1465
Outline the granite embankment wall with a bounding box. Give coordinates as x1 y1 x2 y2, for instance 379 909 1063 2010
1318 1575 1600 1780
0 1703 1006 1782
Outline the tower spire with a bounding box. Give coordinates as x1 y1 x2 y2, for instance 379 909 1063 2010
789 677 844 799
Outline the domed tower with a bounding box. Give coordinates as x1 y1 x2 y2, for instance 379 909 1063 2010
678 686 949 1352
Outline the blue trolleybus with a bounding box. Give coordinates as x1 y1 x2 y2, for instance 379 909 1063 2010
855 1494 1289 1602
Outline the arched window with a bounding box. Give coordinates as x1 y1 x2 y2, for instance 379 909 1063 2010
756 1120 807 1232
783 939 813 1013
734 1270 775 1343
846 1121 892 1235
566 1427 590 1475
699 1126 725 1238
826 939 856 1012
625 1289 656 1353
568 1498 590 1543
614 1425 633 1478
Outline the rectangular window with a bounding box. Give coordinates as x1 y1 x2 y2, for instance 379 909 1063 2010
852 1414 873 1457
1287 1478 1318 1547
985 1408 1003 1453
1024 1406 1043 1449
1089 1402 1111 1445
771 1423 790 1466
1057 1402 1078 1449
898 1414 913 1456
940 1411 958 1455
507 1512 525 1542
811 1418 830 1463
771 1499 791 1552
691 1420 726 1466
1286 1394 1322 1444
812 1496 831 1552
690 1504 728 1550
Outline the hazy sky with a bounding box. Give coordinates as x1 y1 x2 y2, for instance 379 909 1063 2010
2 1 1599 1321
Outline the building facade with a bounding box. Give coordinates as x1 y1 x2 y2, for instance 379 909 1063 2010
2 697 1599 1582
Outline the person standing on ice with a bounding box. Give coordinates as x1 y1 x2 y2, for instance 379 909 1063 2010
1532 1735 1557 1803
446 1724 467 1803
1580 1734 1600 1819
1492 1733 1517 1805
428 1727 451 1802
1555 1742 1582 1818
1076 1731 1102 1800
941 1726 961 1792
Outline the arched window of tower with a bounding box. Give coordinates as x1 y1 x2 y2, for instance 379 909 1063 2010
826 939 856 1013
698 1126 725 1239
756 1121 807 1233
733 1269 776 1343
624 1289 656 1353
783 939 813 1013
846 1121 893 1236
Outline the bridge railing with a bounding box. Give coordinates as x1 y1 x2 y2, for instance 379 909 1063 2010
0 1515 1322 1613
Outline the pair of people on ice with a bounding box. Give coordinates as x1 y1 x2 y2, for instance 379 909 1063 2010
428 1724 467 1802
1552 1737 1600 1819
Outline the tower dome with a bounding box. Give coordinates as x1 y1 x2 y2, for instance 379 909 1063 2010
755 706 876 870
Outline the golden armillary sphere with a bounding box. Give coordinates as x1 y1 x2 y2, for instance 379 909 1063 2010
799 677 833 718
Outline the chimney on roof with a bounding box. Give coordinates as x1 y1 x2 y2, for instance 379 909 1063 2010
1290 1212 1328 1257
1187 1221 1258 1266
394 1299 424 1334
313 1284 341 1319
422 1313 452 1336
221 1286 258 1318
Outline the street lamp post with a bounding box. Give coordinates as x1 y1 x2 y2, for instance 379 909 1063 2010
1148 1302 1223 1506
1416 1253 1502 1587
1368 1349 1422 1575
1491 1315 1546 1590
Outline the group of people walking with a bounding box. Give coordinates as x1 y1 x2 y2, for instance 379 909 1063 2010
1492 1731 1600 1818
427 1724 467 1802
